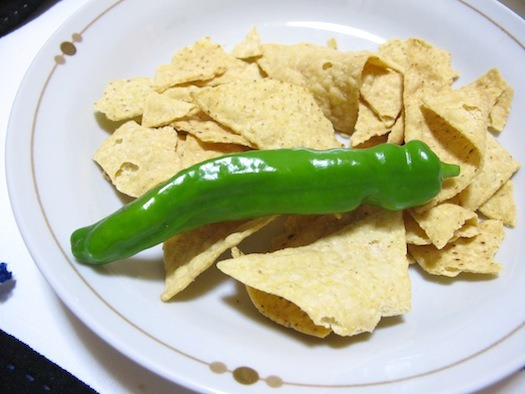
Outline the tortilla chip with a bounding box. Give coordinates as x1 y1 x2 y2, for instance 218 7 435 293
376 39 409 146
458 132 520 210
93 121 181 197
231 27 263 59
409 203 478 249
360 59 403 127
386 113 405 145
378 39 408 71
197 55 263 87
94 77 153 121
153 37 227 91
452 221 479 240
403 212 432 246
178 134 248 169
162 217 275 301
218 211 411 337
408 219 504 277
162 34 263 88
192 79 341 149
351 100 391 148
172 110 255 147
272 206 381 250
466 68 513 132
162 85 201 102
354 135 389 149
490 85 513 132
246 286 331 338
142 92 195 128
387 38 457 138
398 38 458 139
257 43 371 133
415 68 515 209
479 180 517 227
390 39 493 209
414 86 489 207
422 87 488 163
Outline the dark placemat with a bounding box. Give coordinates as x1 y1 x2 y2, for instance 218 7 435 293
0 328 98 393
0 0 47 37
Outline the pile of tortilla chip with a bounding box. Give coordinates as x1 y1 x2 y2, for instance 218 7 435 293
92 28 519 338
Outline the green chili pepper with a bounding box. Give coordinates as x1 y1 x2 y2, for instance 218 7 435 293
71 140 459 264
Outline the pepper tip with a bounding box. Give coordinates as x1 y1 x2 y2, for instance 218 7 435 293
441 162 461 179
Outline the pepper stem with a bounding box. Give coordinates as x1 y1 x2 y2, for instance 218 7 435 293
441 162 461 179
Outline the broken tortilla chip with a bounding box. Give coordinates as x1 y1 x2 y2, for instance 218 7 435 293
386 113 405 145
403 212 432 246
153 37 228 91
94 77 153 121
392 38 458 142
197 54 263 87
458 131 520 211
172 110 255 147
409 203 478 249
465 68 513 132
408 219 504 277
490 85 513 132
93 121 181 197
352 99 391 148
142 92 195 128
360 58 403 128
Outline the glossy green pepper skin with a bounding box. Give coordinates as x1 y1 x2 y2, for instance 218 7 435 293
71 140 459 264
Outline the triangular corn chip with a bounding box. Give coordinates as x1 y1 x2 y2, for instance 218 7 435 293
94 77 153 121
162 217 275 301
142 92 195 128
218 211 411 337
192 79 340 149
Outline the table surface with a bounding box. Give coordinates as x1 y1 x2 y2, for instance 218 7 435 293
1 1 524 393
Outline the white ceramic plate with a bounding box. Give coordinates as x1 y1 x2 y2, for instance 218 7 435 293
6 0 525 392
